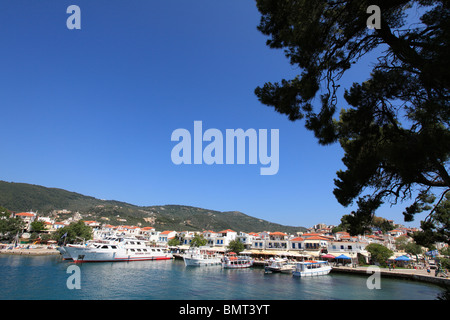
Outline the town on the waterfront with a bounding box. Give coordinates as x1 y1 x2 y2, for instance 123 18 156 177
1 208 449 286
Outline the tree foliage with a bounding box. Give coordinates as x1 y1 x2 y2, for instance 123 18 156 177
366 243 394 266
53 220 92 244
190 234 207 247
0 207 25 241
227 239 245 254
254 0 450 242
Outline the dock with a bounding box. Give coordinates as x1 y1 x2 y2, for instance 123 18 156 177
331 266 450 286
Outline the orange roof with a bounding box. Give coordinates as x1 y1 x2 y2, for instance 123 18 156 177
270 232 287 236
291 237 304 242
16 212 35 217
160 230 174 235
304 236 330 241
219 229 235 233
141 227 155 231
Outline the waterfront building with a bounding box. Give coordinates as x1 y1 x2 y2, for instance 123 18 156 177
327 240 369 262
13 212 37 231
158 230 177 245
214 229 237 247
237 232 258 249
140 226 156 239
202 230 219 246
289 237 304 251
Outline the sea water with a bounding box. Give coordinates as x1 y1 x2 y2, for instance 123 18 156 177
0 255 446 300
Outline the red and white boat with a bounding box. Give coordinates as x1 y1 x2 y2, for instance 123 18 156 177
63 236 173 262
222 253 253 269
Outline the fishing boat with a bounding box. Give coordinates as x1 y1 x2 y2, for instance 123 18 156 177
62 236 173 262
182 247 222 267
222 253 253 269
292 260 332 277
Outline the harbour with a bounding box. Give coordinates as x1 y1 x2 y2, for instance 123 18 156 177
0 254 447 300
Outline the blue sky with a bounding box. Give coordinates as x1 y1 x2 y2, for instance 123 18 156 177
0 1 419 228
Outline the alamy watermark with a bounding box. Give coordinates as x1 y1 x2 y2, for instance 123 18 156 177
366 266 381 289
66 265 81 290
367 5 381 29
66 5 81 30
171 121 279 175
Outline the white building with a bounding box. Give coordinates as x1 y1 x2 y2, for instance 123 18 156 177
327 240 369 261
158 230 177 245
237 232 258 249
214 229 237 247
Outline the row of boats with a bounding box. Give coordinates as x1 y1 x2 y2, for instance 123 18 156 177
57 236 331 276
264 258 332 277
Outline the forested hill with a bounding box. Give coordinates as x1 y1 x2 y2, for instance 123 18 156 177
0 181 307 233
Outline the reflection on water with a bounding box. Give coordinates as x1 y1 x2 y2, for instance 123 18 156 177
0 255 446 300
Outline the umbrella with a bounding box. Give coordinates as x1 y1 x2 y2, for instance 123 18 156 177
321 254 336 259
335 254 351 260
395 255 412 261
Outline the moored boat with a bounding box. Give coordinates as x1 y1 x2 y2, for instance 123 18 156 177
182 247 222 267
57 245 75 260
264 257 292 273
222 254 253 269
63 236 173 262
292 260 331 277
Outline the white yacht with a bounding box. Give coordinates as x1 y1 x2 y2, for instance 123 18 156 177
264 257 294 273
292 260 332 277
182 247 222 267
62 236 173 262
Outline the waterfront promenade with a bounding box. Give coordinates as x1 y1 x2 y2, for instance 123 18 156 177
332 265 450 286
0 247 59 256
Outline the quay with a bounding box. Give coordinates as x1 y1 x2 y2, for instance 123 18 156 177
331 266 450 286
0 247 60 256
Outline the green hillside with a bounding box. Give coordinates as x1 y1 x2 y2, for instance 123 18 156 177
0 181 307 233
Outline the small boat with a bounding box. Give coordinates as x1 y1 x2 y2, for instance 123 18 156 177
292 260 332 277
279 262 296 273
183 247 222 267
222 254 253 269
264 257 291 273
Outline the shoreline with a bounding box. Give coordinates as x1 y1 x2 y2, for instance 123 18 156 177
2 250 449 287
0 248 60 256
331 266 450 287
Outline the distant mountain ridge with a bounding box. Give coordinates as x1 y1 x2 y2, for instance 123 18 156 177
0 180 307 233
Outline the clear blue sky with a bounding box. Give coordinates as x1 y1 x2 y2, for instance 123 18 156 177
0 1 419 228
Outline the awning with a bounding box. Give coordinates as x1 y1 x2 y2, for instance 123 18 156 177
395 255 412 261
335 254 351 260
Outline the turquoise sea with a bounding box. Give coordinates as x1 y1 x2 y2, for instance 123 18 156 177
0 255 446 301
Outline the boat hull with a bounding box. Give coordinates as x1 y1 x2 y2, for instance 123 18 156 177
183 256 222 267
65 245 173 263
293 266 332 277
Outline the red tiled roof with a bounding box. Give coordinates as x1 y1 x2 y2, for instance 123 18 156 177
270 232 287 236
16 212 35 217
219 229 235 233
